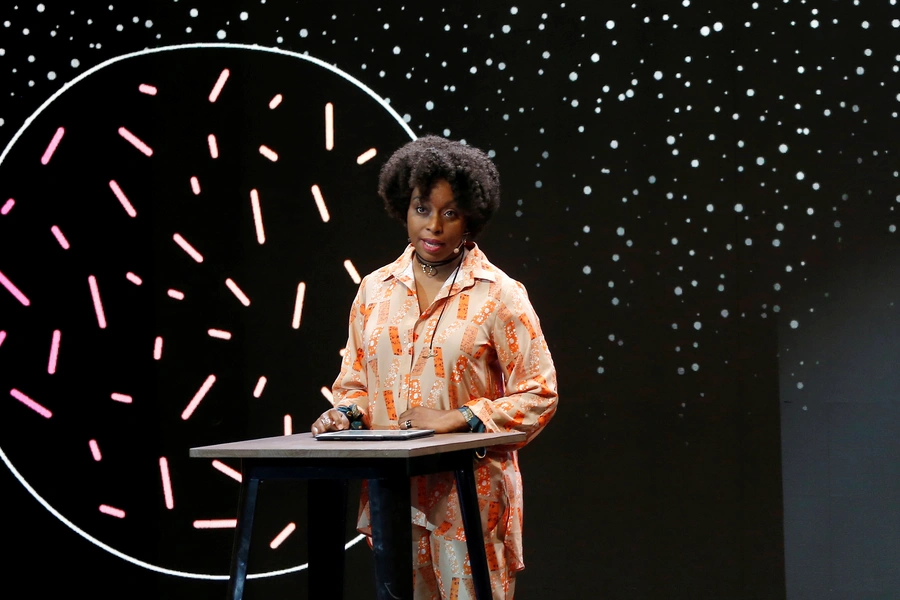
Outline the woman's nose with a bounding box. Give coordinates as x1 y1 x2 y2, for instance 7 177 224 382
427 215 442 232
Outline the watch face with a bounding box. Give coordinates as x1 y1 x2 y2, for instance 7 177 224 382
0 44 412 578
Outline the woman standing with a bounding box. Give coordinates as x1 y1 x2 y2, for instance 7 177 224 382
311 136 558 599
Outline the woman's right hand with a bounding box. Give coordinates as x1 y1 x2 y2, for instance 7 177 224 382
310 409 351 436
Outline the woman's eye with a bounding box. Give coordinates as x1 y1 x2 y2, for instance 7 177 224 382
416 206 428 214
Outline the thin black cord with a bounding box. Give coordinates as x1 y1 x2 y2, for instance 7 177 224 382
426 247 466 358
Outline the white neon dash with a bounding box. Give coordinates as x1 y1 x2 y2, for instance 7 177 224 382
270 523 297 549
250 189 265 244
154 336 163 360
0 269 31 306
173 233 204 263
225 278 251 306
283 414 293 436
259 145 278 162
193 519 236 529
167 289 185 300
89 439 102 461
320 386 334 402
125 272 142 285
159 457 174 510
190 176 201 195
253 376 267 398
311 185 330 222
108 180 138 217
10 389 53 418
208 134 219 158
50 225 70 249
181 375 216 420
41 127 65 165
269 94 283 109
111 393 132 404
99 505 126 519
138 83 158 95
343 259 361 284
48 330 61 374
88 275 107 329
208 329 232 340
208 68 230 102
357 148 377 164
211 460 242 482
1 199 14 215
118 127 154 157
291 282 306 329
325 102 334 150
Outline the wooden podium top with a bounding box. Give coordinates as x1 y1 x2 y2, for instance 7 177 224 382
190 431 526 459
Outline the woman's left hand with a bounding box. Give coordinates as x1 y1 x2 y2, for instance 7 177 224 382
397 407 468 433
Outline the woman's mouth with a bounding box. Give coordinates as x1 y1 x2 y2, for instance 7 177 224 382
421 239 444 253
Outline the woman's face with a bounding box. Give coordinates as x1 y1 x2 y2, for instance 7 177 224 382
406 179 468 262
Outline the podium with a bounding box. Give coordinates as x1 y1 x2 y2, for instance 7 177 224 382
190 431 525 600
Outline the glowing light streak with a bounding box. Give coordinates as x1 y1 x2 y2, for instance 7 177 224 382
193 519 236 529
118 127 154 157
89 439 102 461
325 102 334 150
48 330 61 374
0 331 6 348
40 127 65 165
108 180 137 217
1 199 14 215
208 329 232 340
343 259 361 284
225 278 251 306
339 348 348 357
159 457 174 509
269 94 282 109
50 225 70 249
253 376 267 398
207 134 219 158
10 389 52 418
138 83 157 95
357 148 377 164
111 393 132 404
284 415 293 436
250 189 265 244
167 289 184 300
259 145 278 162
270 523 297 549
320 386 334 402
99 505 126 519
212 460 242 482
208 68 230 102
311 185 330 222
173 233 204 263
190 176 201 195
126 272 142 285
291 282 306 329
154 336 163 360
181 375 216 420
87 275 107 328
0 269 31 306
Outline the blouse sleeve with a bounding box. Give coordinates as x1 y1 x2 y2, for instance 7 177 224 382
330 278 372 422
465 279 558 449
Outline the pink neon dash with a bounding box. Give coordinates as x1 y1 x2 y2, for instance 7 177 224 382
325 103 334 150
118 127 154 157
167 289 185 300
181 374 216 420
193 519 236 529
89 439 102 461
126 272 143 285
159 457 174 510
88 275 107 329
283 414 293 436
250 189 265 244
320 386 334 402
111 393 132 404
208 329 232 340
41 127 65 165
270 523 297 549
0 331 6 348
291 282 306 329
357 148 377 165
343 259 362 284
1 199 14 215
259 145 278 162
269 94 283 109
225 278 251 306
311 185 330 222
0 269 31 306
48 330 61 374
50 225 70 250
208 68 230 103
253 376 267 398
207 134 219 158
99 505 125 519
173 233 204 263
138 83 158 95
212 460 242 482
190 176 201 195
108 180 138 217
10 389 52 418
153 336 163 360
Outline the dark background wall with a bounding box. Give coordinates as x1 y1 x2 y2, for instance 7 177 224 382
0 1 897 599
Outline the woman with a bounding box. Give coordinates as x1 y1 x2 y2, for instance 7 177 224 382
311 136 558 599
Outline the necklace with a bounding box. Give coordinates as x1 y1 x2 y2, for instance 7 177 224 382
414 251 459 277
421 249 465 358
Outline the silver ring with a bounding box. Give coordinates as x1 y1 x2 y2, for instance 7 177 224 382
405 419 413 430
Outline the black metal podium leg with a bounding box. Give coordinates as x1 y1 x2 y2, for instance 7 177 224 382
308 479 349 600
368 477 413 600
227 469 260 600
455 463 492 600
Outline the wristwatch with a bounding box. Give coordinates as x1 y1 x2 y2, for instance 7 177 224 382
458 406 484 432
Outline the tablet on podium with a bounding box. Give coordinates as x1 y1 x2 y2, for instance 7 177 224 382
314 429 435 441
